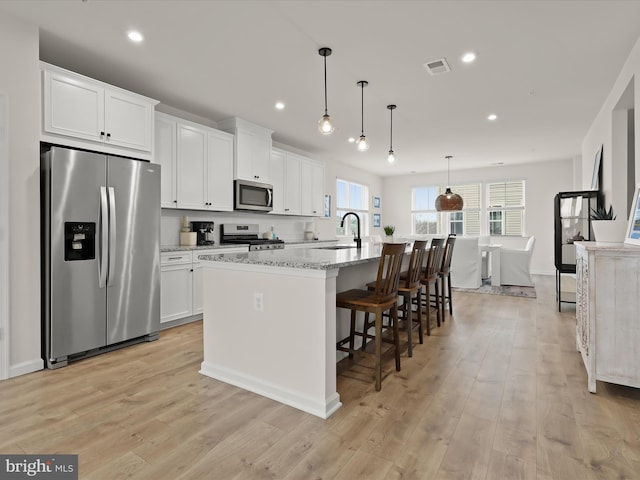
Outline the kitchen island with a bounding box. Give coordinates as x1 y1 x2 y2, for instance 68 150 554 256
198 243 404 419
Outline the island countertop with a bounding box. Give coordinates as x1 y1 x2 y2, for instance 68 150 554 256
197 243 402 270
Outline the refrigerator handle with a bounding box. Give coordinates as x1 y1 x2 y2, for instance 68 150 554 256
107 187 116 287
99 186 108 288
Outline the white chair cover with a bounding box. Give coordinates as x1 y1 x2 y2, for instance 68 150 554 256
500 236 535 287
450 237 482 289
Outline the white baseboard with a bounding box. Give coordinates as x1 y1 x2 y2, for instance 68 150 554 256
200 361 342 419
10 358 44 378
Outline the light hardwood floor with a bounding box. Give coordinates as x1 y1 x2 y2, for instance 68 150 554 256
2 275 640 479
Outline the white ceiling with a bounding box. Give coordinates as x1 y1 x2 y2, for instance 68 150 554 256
2 0 640 176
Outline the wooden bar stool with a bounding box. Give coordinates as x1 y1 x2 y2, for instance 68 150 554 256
336 243 406 391
419 238 445 333
439 235 456 321
363 240 427 357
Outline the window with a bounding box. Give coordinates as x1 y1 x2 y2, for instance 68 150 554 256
449 183 481 236
487 180 525 236
336 179 369 236
412 186 439 234
411 184 481 235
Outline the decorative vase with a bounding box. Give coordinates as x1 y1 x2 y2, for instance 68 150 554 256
591 220 626 243
385 235 394 242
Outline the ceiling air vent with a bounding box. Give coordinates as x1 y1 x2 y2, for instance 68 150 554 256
424 58 451 76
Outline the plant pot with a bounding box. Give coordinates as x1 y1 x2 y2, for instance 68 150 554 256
591 220 626 243
385 235 394 242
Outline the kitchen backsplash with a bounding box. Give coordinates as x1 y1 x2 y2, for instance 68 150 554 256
161 209 333 245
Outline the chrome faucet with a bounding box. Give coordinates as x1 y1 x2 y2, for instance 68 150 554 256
340 212 362 249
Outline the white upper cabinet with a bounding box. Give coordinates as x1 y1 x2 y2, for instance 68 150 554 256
300 158 324 216
218 117 273 183
155 113 178 208
177 124 208 210
270 149 286 214
41 62 157 160
284 153 302 215
207 129 234 212
270 148 324 217
154 112 234 212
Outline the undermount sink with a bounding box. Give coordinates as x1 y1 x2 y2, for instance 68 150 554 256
316 245 357 250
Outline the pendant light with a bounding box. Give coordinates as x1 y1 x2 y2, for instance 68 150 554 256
356 80 369 151
317 47 335 135
386 104 396 164
435 155 464 211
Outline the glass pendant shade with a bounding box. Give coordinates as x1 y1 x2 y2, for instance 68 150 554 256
318 114 335 134
387 150 395 164
318 47 334 135
356 135 369 151
435 155 464 211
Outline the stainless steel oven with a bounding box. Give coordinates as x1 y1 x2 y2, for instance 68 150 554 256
234 179 273 212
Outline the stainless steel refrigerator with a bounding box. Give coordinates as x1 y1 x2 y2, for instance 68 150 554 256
42 146 160 368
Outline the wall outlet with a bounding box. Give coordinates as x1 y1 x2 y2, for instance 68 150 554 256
253 292 264 311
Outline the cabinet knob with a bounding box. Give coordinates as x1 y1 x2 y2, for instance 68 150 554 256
173 200 177 203
100 131 105 137
106 132 111 139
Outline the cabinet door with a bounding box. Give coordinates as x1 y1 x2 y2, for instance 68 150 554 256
300 160 313 216
155 114 178 208
105 89 154 152
160 264 193 323
43 69 105 143
253 134 272 182
177 124 207 210
207 130 234 211
192 262 204 315
311 162 325 216
235 129 255 181
269 150 286 214
284 154 301 215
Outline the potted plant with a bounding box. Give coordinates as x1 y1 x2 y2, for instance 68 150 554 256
383 225 395 242
590 205 624 242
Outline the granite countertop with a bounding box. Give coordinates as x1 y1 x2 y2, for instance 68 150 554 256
283 239 338 245
198 243 408 270
161 244 249 252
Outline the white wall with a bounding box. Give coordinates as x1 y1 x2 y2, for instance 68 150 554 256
314 159 384 241
0 12 43 376
382 159 574 275
582 36 640 232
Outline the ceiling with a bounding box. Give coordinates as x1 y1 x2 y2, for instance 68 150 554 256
2 1 640 176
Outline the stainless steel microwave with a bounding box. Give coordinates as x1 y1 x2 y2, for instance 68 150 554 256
234 179 273 212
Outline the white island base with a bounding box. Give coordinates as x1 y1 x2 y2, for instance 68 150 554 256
198 245 395 419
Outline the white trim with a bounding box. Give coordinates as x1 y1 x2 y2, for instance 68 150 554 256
0 94 9 380
9 358 44 378
199 361 342 419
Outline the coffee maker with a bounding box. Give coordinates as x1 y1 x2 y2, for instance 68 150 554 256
191 221 215 246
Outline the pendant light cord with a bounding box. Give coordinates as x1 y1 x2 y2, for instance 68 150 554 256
323 55 328 115
446 155 452 187
360 82 364 135
389 108 393 150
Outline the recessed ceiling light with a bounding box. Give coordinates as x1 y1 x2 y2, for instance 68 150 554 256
347 137 355 143
127 31 143 43
275 102 285 110
487 114 498 121
491 162 505 166
462 52 476 63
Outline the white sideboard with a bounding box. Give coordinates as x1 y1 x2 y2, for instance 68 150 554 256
575 241 640 392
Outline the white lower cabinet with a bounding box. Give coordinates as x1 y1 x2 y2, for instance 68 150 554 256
160 252 194 323
160 248 247 325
